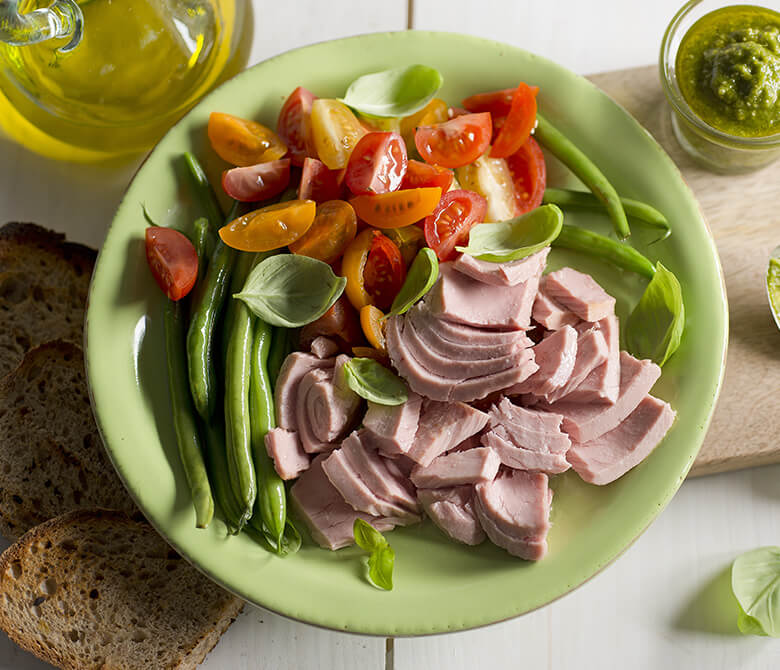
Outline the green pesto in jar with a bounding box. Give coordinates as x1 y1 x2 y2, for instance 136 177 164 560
676 5 780 137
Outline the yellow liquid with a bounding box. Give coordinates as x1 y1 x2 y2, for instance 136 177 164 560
0 0 252 161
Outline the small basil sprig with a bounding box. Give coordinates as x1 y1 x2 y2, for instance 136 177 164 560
731 546 780 637
390 247 439 316
625 262 685 366
342 358 408 405
353 518 395 591
235 254 346 327
340 65 443 118
456 204 563 262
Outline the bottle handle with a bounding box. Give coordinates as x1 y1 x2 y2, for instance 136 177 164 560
0 0 83 53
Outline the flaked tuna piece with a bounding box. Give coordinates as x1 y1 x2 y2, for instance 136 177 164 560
362 393 422 456
446 434 483 454
564 314 620 404
507 325 577 398
553 352 662 443
418 486 485 545
532 289 580 330
567 395 676 484
482 427 570 474
426 263 540 330
274 352 334 430
541 327 608 404
489 398 571 453
410 447 500 488
407 400 489 466
474 471 552 560
310 336 340 359
543 267 615 322
264 428 310 480
453 248 550 287
304 356 361 443
291 456 403 551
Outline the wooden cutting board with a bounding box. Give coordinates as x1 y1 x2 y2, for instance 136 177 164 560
585 66 780 477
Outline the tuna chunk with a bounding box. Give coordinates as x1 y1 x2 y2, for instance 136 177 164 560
489 398 571 453
411 447 500 488
274 352 334 430
474 471 552 560
291 456 402 551
418 486 485 545
507 325 577 398
563 315 620 404
362 393 422 456
481 427 570 474
541 327 608 404
543 267 615 322
407 400 489 466
532 289 580 330
553 352 662 443
426 263 540 330
310 336 340 359
567 395 676 484
453 248 550 287
264 428 310 480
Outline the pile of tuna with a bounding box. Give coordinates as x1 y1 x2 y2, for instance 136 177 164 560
264 247 676 560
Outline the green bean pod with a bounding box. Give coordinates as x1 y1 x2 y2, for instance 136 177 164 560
267 326 290 389
552 224 656 279
542 188 671 242
192 217 212 285
201 418 245 534
535 115 630 239
163 299 214 529
184 152 225 232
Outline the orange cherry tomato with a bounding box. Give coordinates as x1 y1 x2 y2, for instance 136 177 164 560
310 99 367 170
145 227 198 301
414 113 492 169
288 199 357 264
401 160 454 192
277 86 317 166
490 83 538 159
219 200 316 252
349 187 442 229
359 304 387 354
208 112 287 167
506 136 547 214
364 232 406 312
341 228 375 309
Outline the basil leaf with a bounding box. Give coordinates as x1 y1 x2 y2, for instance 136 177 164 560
455 204 563 262
353 518 387 553
731 546 780 638
625 262 685 366
342 357 408 405
340 65 443 118
390 247 439 316
367 544 395 591
234 254 346 328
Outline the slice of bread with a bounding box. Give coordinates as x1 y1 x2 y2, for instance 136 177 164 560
0 341 137 541
0 509 244 670
0 223 96 379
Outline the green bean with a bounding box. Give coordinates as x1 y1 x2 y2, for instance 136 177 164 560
184 152 224 232
552 224 656 279
201 418 245 534
535 115 630 239
245 518 301 556
192 217 211 285
223 251 257 525
249 316 287 550
163 299 214 529
542 188 671 242
267 327 290 389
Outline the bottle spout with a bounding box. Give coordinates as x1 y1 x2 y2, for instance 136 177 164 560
0 0 83 53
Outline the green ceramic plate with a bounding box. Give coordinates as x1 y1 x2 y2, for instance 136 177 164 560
86 31 728 636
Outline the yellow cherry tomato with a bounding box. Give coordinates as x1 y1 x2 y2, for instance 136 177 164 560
208 112 287 167
360 304 387 354
310 99 367 170
288 200 357 264
400 98 448 148
219 200 316 252
349 187 442 229
341 228 375 309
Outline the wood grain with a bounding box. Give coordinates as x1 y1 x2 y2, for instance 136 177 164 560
587 65 780 477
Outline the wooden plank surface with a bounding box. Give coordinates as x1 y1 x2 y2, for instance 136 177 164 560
587 66 780 477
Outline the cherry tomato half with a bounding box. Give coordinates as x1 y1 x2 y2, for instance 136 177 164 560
414 113 492 169
350 187 442 229
219 199 316 252
277 86 317 166
310 99 366 170
490 83 539 159
221 159 291 202
145 227 198 301
341 228 375 309
298 157 345 203
359 304 387 354
506 136 547 214
423 189 487 262
400 98 448 147
208 112 287 167
288 199 357 264
401 159 454 192
462 88 516 116
345 132 408 196
364 232 406 312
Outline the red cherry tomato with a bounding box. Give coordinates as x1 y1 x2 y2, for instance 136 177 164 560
344 132 408 195
423 189 487 262
145 227 198 301
506 136 547 214
462 88 516 116
277 86 317 166
414 113 492 169
401 159 454 192
364 232 406 311
221 159 291 202
298 157 345 203
490 83 538 159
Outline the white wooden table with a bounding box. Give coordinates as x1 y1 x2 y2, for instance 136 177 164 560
1 1 779 668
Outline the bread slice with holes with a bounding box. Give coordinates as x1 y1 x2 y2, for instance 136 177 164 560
0 509 244 670
0 341 137 541
0 222 96 379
